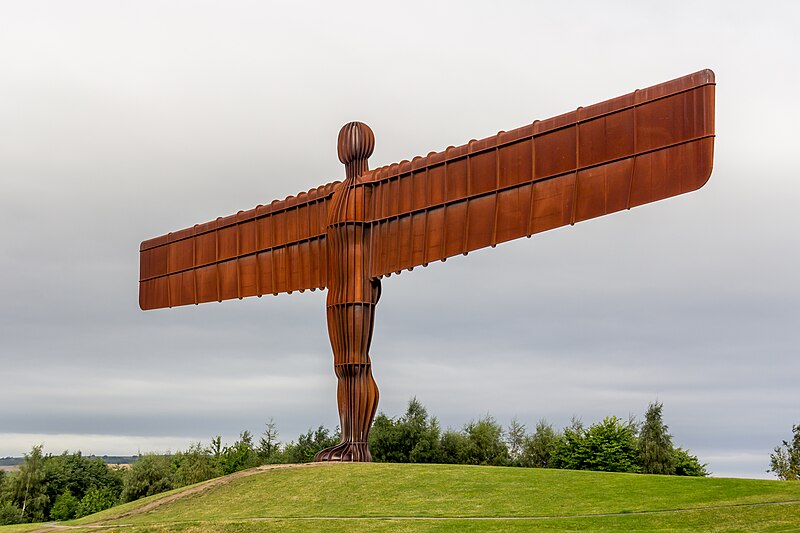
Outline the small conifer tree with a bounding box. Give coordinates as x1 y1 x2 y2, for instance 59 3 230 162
638 401 676 475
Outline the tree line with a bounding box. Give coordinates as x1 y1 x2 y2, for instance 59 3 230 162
369 399 707 476
9 399 799 525
0 425 338 525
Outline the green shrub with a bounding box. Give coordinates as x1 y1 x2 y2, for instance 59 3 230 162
49 490 80 521
521 420 562 468
370 398 441 463
769 424 800 481
463 415 509 466
674 448 709 477
553 416 639 473
439 430 470 464
122 454 174 502
219 431 261 475
0 502 26 525
282 426 340 464
173 443 220 486
43 451 124 514
78 485 119 516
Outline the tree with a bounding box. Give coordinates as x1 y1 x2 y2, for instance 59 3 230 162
463 415 509 466
439 430 470 464
506 418 527 466
121 454 174 502
553 416 639 473
769 424 800 481
219 431 260 475
49 490 80 521
172 443 220 486
258 419 281 463
0 502 25 525
369 398 441 463
11 445 49 521
584 416 639 473
43 451 124 512
209 436 222 459
521 420 561 468
674 448 709 477
283 426 340 464
551 417 586 470
638 401 676 475
402 398 441 463
78 486 119 517
369 413 401 462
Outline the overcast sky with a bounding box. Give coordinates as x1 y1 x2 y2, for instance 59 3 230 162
1 1 798 479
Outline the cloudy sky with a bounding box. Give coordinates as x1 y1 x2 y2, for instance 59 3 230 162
1 1 798 479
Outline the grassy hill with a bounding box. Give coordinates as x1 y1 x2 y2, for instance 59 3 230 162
3 463 800 532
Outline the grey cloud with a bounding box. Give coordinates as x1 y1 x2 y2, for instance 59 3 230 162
1 1 798 480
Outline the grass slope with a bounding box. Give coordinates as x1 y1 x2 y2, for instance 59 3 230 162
5 463 800 532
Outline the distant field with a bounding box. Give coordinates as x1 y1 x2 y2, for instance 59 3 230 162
3 463 800 532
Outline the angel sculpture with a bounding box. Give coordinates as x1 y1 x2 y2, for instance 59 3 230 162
140 70 715 461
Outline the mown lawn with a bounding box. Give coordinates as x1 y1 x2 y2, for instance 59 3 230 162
3 463 799 531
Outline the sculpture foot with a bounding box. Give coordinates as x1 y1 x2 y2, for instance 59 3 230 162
314 440 372 462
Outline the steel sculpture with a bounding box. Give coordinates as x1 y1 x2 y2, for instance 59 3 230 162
139 70 716 462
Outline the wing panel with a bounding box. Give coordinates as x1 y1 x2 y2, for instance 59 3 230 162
535 127 576 178
529 173 576 235
498 140 533 189
442 201 468 259
366 70 715 279
139 182 337 310
466 195 496 252
495 186 529 244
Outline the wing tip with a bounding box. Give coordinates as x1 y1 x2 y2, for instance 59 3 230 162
699 68 715 84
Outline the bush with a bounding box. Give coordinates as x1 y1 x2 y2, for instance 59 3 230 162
78 486 119 517
173 443 220 485
769 424 800 481
439 430 470 464
521 420 562 468
219 431 260 475
370 398 441 463
43 452 124 514
49 490 80 521
674 448 709 477
0 502 26 525
463 415 509 466
553 416 639 473
122 454 174 502
282 426 340 464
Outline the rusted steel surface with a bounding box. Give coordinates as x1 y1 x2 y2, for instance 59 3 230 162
316 122 381 461
139 70 716 462
364 69 715 277
139 182 338 310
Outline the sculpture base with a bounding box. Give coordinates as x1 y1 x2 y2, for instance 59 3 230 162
314 440 372 462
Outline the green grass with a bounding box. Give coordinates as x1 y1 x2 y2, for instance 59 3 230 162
3 463 800 531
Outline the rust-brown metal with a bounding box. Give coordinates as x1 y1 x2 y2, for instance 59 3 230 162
139 70 716 461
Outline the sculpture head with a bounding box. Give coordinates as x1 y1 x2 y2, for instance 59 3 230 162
338 121 374 178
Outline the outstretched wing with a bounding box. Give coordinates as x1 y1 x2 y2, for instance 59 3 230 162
364 70 715 278
139 182 338 310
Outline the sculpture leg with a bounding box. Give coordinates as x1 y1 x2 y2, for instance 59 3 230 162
315 281 380 462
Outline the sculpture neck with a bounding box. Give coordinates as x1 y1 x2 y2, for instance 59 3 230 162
344 159 369 181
